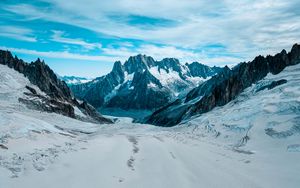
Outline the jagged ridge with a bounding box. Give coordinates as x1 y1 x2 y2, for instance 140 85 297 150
0 50 113 124
145 44 300 127
71 54 222 110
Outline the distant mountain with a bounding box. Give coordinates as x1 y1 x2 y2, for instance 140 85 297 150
144 44 300 127
186 62 223 79
70 54 223 110
60 76 92 85
0 50 113 124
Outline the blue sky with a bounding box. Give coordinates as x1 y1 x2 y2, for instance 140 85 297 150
0 0 299 77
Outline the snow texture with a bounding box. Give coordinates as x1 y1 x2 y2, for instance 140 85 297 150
0 64 300 188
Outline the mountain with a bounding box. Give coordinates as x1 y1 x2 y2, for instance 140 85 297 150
60 76 92 85
0 50 113 124
186 62 223 78
145 44 300 127
71 54 223 110
2 60 300 186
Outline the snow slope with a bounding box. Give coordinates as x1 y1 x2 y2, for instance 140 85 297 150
0 64 300 188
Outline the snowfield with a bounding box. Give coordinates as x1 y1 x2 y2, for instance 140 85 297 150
0 64 300 188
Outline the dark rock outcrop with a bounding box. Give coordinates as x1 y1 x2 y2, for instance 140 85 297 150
0 50 113 124
105 69 170 109
186 62 223 79
256 79 287 92
145 44 300 127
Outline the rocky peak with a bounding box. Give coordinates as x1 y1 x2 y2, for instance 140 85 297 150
131 69 162 89
0 50 113 124
112 61 124 73
186 61 223 78
290 43 300 64
111 61 125 82
145 44 300 127
159 58 180 68
0 50 71 101
124 54 156 74
70 53 223 111
157 58 187 76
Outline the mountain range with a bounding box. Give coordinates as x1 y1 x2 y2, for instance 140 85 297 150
144 44 300 126
70 54 223 111
1 44 300 187
1 44 299 128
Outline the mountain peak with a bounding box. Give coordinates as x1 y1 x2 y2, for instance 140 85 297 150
159 58 181 68
112 61 124 72
71 53 222 110
0 50 113 124
186 61 223 78
145 44 300 127
124 54 156 74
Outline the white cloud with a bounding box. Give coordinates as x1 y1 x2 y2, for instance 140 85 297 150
0 44 243 69
0 46 116 62
51 30 102 50
2 0 300 66
0 26 37 42
137 45 200 62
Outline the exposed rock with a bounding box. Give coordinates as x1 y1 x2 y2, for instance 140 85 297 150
0 50 113 124
78 101 114 124
145 44 300 127
186 62 223 79
105 69 170 109
256 79 287 92
71 54 223 110
0 144 8 150
25 85 37 95
18 96 75 118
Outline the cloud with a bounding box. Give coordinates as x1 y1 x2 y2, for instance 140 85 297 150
0 46 117 62
1 0 300 67
0 25 37 42
51 30 102 50
136 45 200 62
135 45 243 66
0 44 243 69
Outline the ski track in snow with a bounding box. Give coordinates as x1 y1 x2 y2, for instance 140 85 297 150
0 64 300 187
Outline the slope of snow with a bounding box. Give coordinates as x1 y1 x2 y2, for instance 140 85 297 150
184 63 300 149
149 66 183 86
149 66 201 97
0 64 300 188
104 84 122 102
124 72 135 83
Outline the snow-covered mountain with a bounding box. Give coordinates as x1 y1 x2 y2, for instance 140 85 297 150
145 44 300 126
1 55 300 188
60 76 92 85
71 54 223 110
1 46 300 188
0 50 113 124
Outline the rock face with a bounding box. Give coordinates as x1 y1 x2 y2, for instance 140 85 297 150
145 44 300 127
186 62 223 79
71 54 222 110
256 79 287 92
0 50 113 124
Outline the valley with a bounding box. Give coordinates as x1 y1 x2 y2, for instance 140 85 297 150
0 60 300 188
